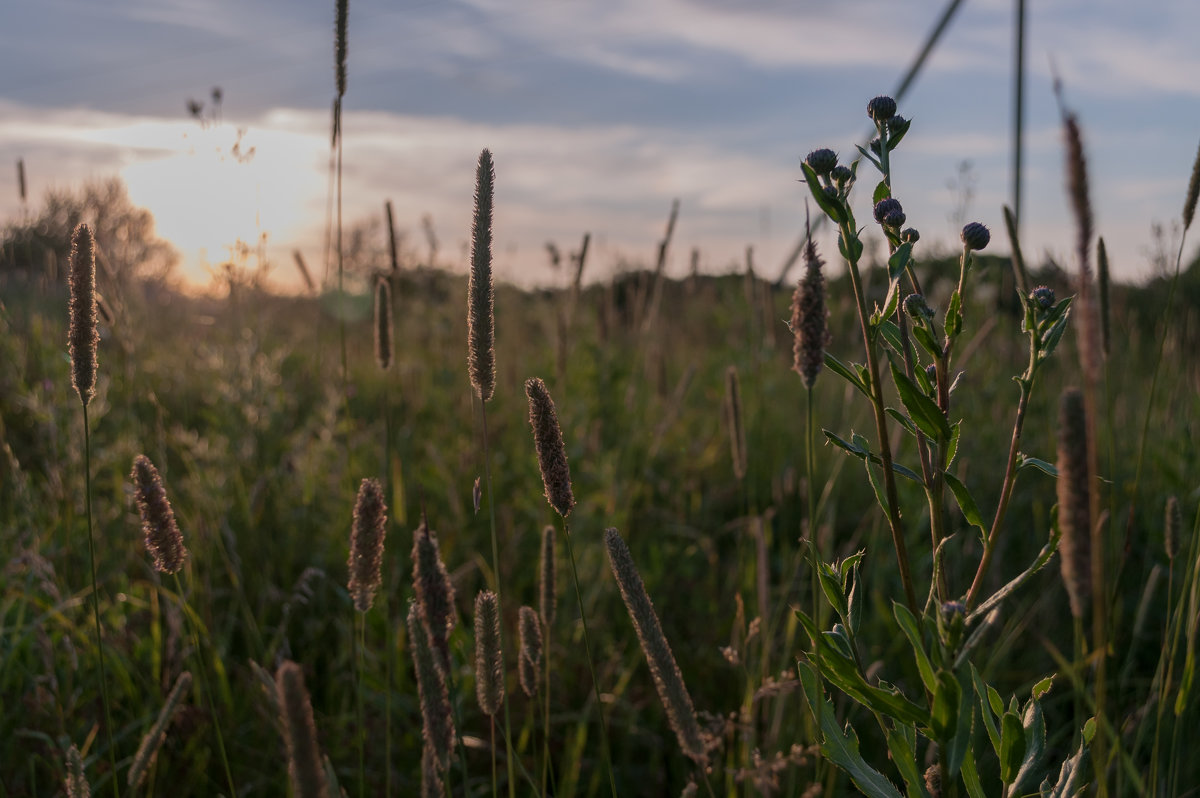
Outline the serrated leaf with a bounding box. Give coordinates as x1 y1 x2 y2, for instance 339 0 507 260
1008 695 1047 797
824 352 870 398
886 407 920 438
891 363 952 443
1000 710 1026 785
884 724 930 798
1032 676 1054 700
893 603 936 693
945 291 962 339
877 320 903 353
802 161 846 224
839 229 865 262
946 421 961 468
970 665 1001 756
1082 717 1096 744
944 472 986 533
874 180 891 205
931 670 962 743
1041 315 1070 357
912 325 942 359
888 242 913 281
798 662 906 798
823 431 921 483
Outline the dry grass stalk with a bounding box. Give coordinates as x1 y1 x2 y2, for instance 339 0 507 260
347 477 387 612
131 455 188 575
791 232 830 389
1056 388 1092 619
603 528 709 765
518 605 542 697
385 199 399 273
374 278 393 370
474 589 504 715
1097 237 1111 359
468 149 496 402
411 522 456 671
334 0 347 98
1165 496 1181 561
293 250 316 294
276 661 329 798
68 223 99 406
539 525 556 627
64 744 89 798
725 366 747 481
127 671 193 788
17 158 26 204
408 602 456 770
525 378 574 517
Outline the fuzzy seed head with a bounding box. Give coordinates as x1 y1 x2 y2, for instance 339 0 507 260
276 661 329 798
1063 113 1093 269
604 528 709 765
873 197 903 225
473 590 504 715
348 478 387 612
791 238 829 389
421 744 444 797
334 0 348 97
65 745 89 798
131 455 188 575
525 378 575 516
1165 495 1182 561
518 605 542 697
408 603 456 769
539 524 556 627
868 95 897 123
724 366 747 480
374 279 393 370
804 148 838 177
960 222 991 251
1056 388 1092 619
468 149 496 402
411 523 457 670
68 223 99 406
128 671 193 788
1184 137 1200 230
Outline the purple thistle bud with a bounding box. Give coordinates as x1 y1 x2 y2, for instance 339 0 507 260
903 294 933 321
831 165 853 185
883 209 906 229
873 197 903 225
961 222 991 251
901 227 920 244
804 148 838 177
1031 285 1056 310
867 95 897 123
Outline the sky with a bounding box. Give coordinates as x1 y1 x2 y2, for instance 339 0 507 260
1 0 1199 292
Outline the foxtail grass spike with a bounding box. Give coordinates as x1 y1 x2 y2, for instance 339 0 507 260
468 149 496 402
1056 388 1092 619
725 366 747 481
474 590 504 715
1063 113 1093 273
277 661 329 798
65 745 89 798
127 672 193 788
1165 496 1181 561
1097 237 1111 359
348 477 387 612
131 455 188 575
539 524 556 627
1184 137 1200 230
525 378 574 516
791 223 830 389
518 605 542 697
411 522 456 670
420 744 443 797
68 223 99 406
603 528 709 765
408 602 456 770
385 199 399 272
17 158 26 204
374 278 393 370
293 250 316 294
334 0 347 98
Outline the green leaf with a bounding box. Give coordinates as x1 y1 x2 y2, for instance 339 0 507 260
801 161 845 224
877 320 904 354
823 430 923 483
886 407 920 439
1032 676 1054 700
961 748 987 798
819 561 850 626
1041 315 1070 357
874 180 891 205
1008 695 1047 798
946 421 962 468
855 144 882 172
967 534 1058 625
839 229 864 262
797 662 905 798
944 472 986 534
824 352 871 398
970 665 1001 756
891 363 952 443
1000 710 1026 786
797 611 930 726
946 673 974 779
911 325 942 359
888 117 912 150
888 242 913 281
884 724 931 798
945 291 962 339
1042 728 1089 798
1017 455 1057 477
931 670 962 743
892 603 936 694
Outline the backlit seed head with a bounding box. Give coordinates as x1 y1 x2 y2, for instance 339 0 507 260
1165 495 1182 561
131 455 188 575
276 661 329 798
347 478 387 612
1056 387 1092 619
525 378 575 517
960 222 991 251
468 149 496 402
374 279 393 370
873 198 903 225
408 603 456 769
791 236 830 389
518 605 542 697
804 148 838 177
68 223 99 406
473 590 503 716
412 523 457 670
867 95 897 123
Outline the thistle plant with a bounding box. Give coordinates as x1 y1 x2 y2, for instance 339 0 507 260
797 94 1090 797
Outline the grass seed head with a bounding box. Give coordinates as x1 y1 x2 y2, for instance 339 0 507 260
68 223 99 406
1184 137 1200 230
518 605 542 697
1056 387 1092 619
128 671 193 788
604 527 709 765
792 238 830 389
412 522 457 669
421 744 444 797
374 278 393 370
724 366 747 480
276 661 328 798
64 745 89 798
408 602 456 769
525 378 574 516
473 589 504 715
334 0 347 97
1165 495 1182 561
468 148 496 402
131 455 188 575
347 477 387 612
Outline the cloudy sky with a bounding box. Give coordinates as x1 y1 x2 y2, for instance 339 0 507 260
1 0 1198 290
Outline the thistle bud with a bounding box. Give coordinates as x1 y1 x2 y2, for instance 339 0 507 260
804 148 838 177
873 198 903 225
831 165 853 185
1031 285 1055 310
901 227 920 244
904 293 933 321
883 209 906 229
867 95 897 123
961 222 991 252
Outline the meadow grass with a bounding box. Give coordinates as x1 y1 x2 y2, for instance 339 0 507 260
1 97 1200 796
